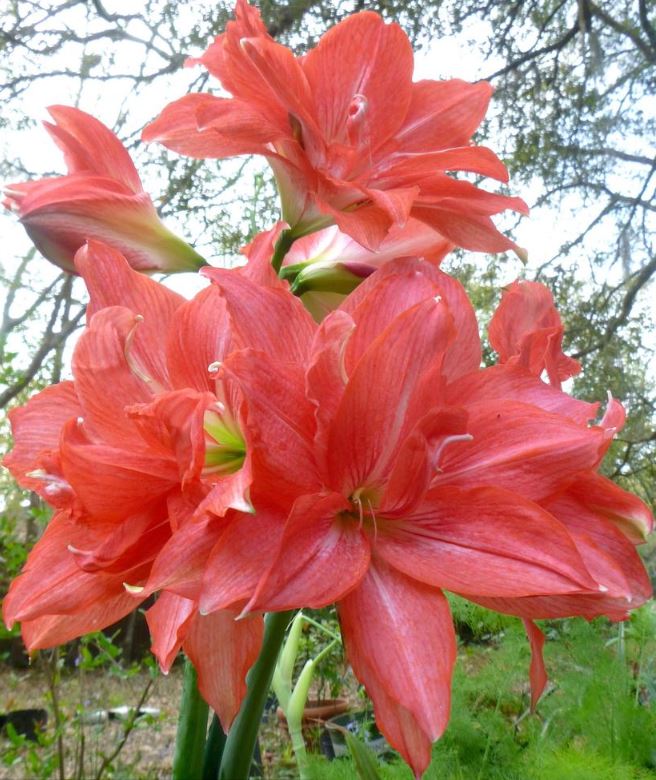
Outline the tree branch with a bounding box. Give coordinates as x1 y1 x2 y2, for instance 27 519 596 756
483 23 579 81
638 0 656 53
573 253 656 359
553 145 655 167
0 303 85 409
589 1 656 61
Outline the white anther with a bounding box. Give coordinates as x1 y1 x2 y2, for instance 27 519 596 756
123 315 154 385
26 470 71 490
433 433 473 471
123 582 145 595
208 361 222 373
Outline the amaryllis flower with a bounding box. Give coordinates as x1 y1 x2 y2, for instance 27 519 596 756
2 236 316 728
3 106 205 274
143 0 528 253
195 259 652 776
489 279 581 388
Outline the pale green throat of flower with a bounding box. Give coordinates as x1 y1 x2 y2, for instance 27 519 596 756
202 406 246 476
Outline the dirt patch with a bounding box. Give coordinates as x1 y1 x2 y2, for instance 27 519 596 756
1 663 183 779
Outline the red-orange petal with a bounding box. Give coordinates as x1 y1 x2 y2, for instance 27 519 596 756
338 560 456 778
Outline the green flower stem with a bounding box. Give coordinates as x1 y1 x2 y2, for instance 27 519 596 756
300 614 341 642
289 713 311 780
219 610 294 780
173 658 210 780
202 713 227 780
271 229 295 275
286 639 341 780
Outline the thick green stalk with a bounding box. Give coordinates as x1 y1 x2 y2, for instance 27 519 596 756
202 713 227 780
173 658 209 780
271 230 295 275
218 610 294 780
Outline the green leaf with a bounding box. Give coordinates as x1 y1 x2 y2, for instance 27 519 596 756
344 732 384 780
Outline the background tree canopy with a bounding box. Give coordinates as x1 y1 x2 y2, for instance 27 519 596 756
1 0 654 511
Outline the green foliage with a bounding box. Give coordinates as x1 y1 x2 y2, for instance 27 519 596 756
306 613 656 780
2 722 60 780
342 731 385 780
294 608 345 702
447 593 515 643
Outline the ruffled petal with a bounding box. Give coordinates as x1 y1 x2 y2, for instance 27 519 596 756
199 508 285 614
389 80 493 153
563 472 654 543
166 285 231 392
72 306 156 447
316 196 392 251
327 297 455 494
412 175 528 253
146 592 196 673
302 12 413 150
3 511 150 625
127 389 215 485
543 486 652 601
489 280 580 387
239 36 321 150
68 511 170 575
75 241 184 386
377 486 597 596
382 407 469 515
145 513 223 601
445 363 598 425
143 94 283 158
3 381 80 502
20 592 140 651
371 146 508 190
183 609 263 732
186 0 270 85
435 400 605 501
238 222 289 288
60 418 177 522
338 560 456 778
221 349 319 502
45 105 143 193
202 267 315 364
246 493 368 612
340 258 481 381
306 310 354 470
470 494 652 621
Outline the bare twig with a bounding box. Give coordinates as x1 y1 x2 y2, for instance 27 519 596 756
484 24 579 81
93 675 156 780
43 649 66 780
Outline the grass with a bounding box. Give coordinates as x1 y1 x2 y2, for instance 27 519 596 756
307 602 656 780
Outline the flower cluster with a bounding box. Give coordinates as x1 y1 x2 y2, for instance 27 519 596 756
3 2 652 778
